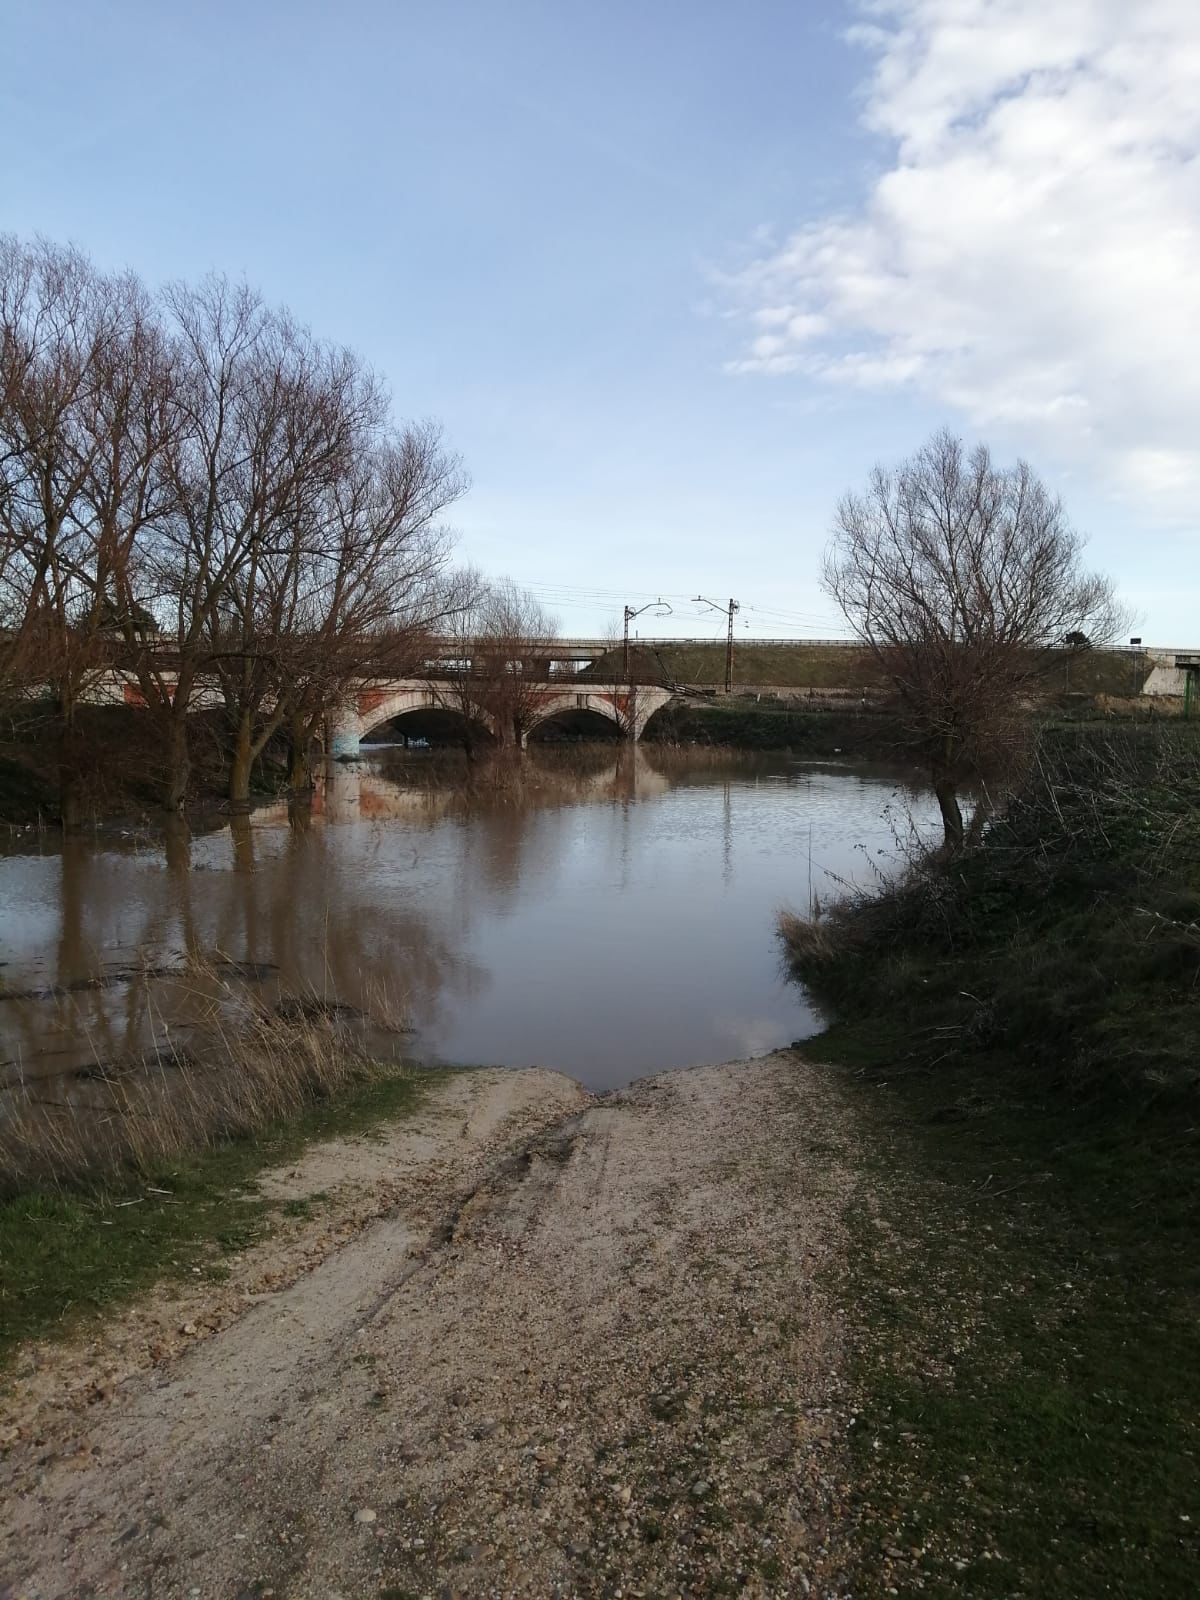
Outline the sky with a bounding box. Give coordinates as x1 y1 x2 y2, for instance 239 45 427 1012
5 0 1198 643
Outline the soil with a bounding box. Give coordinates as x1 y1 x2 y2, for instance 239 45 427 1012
1 1053 859 1599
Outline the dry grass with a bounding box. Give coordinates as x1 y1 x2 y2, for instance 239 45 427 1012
0 958 402 1192
776 908 841 966
639 739 754 768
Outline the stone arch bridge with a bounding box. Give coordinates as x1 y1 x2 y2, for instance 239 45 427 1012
327 679 674 756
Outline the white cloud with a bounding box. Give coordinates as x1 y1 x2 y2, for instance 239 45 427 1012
727 0 1200 508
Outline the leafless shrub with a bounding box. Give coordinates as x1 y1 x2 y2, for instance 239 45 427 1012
427 571 560 751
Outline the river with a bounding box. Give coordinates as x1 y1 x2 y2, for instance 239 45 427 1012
0 746 936 1098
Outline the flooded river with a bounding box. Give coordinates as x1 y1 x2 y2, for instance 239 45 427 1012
1 746 936 1096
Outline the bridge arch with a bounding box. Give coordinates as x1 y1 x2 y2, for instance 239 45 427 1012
638 699 683 742
531 685 675 744
524 691 627 741
325 680 675 757
357 687 498 746
527 704 623 742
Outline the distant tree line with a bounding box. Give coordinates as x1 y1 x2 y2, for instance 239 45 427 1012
0 235 471 818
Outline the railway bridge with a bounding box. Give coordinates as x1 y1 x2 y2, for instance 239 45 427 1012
324 638 675 756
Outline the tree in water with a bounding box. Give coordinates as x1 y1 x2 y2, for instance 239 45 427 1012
824 429 1126 852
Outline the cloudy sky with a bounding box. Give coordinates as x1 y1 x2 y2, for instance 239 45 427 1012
6 0 1197 640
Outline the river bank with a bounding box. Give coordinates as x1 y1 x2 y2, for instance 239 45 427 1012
783 722 1200 1597
2 1052 859 1599
4 1038 1196 1596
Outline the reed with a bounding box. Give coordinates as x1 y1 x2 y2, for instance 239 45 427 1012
0 957 404 1192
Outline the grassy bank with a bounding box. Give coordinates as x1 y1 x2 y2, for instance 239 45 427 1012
815 1026 1198 1598
0 1065 430 1367
785 726 1200 1596
642 695 1179 759
645 701 900 755
593 642 1154 696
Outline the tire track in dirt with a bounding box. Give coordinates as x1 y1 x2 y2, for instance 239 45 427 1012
2 1053 859 1599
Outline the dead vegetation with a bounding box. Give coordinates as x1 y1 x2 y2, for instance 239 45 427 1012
0 957 406 1191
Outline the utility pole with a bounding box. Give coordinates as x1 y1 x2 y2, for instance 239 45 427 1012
623 599 671 685
693 595 740 693
621 599 671 736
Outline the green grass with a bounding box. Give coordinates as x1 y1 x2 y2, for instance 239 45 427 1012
781 725 1200 1595
1042 646 1153 697
589 643 1153 696
652 641 866 688
644 702 900 755
813 1025 1199 1598
0 1068 433 1366
587 641 867 688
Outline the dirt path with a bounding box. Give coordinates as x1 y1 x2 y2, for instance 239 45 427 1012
2 1053 859 1599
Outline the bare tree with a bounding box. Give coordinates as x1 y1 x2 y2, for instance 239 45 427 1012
0 238 147 821
824 429 1126 852
423 565 493 754
1 237 469 816
429 575 558 751
202 312 367 806
108 276 279 810
473 577 559 746
149 290 467 807
272 419 467 791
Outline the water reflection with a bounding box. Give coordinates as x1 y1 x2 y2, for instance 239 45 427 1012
1 747 936 1094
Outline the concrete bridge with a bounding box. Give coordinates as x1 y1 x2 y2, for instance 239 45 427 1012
326 679 674 757
82 639 678 754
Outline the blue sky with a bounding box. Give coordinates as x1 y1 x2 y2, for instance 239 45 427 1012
6 0 1197 642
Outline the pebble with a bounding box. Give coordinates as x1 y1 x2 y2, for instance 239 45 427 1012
354 1507 378 1525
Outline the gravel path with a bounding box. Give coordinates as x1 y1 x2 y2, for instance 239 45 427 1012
2 1052 859 1599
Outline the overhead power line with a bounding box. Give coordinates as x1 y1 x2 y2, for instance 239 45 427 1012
507 579 846 633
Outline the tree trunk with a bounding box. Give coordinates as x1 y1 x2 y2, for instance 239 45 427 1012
229 811 255 873
58 713 82 831
163 716 190 813
53 689 83 830
228 716 254 809
59 768 82 831
287 716 313 792
162 814 192 873
934 776 964 854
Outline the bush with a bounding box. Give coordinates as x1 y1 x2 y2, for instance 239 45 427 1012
781 725 1200 1107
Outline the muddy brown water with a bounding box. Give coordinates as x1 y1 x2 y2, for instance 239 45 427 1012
0 746 936 1098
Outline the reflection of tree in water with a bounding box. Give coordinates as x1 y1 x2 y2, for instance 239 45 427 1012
190 801 487 1048
2 827 205 1098
366 745 667 904
2 797 485 1098
1 744 691 1095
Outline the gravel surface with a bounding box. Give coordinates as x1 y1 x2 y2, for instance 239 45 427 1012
2 1052 859 1598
